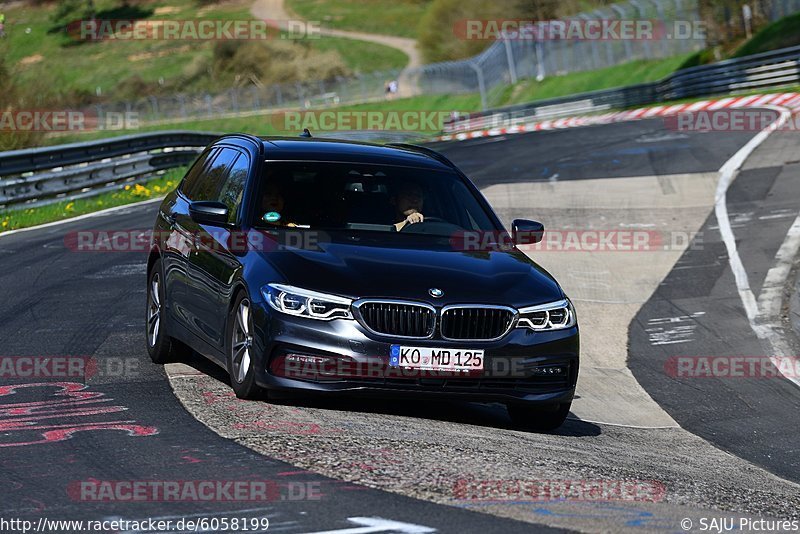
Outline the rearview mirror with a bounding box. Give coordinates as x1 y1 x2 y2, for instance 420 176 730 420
512 219 544 244
189 201 229 226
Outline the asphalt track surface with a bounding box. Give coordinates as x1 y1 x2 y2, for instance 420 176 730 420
2 115 799 532
0 204 549 532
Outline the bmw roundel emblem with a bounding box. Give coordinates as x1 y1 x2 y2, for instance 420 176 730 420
429 288 444 298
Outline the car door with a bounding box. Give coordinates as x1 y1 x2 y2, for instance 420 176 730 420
162 147 218 330
183 147 247 355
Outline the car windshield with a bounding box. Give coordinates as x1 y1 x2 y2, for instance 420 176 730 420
251 161 500 236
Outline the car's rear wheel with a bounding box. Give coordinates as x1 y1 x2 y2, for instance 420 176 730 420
506 401 571 431
226 292 264 399
147 259 192 364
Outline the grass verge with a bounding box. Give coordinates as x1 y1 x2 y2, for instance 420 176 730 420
286 0 428 38
0 167 186 233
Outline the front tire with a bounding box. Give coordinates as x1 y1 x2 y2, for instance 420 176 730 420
507 402 571 431
146 259 192 364
226 292 264 399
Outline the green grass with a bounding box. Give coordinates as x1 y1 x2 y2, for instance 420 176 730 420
496 54 694 106
311 35 407 72
733 11 800 57
0 167 186 232
1 0 407 99
286 0 429 38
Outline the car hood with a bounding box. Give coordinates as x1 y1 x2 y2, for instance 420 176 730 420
258 238 563 307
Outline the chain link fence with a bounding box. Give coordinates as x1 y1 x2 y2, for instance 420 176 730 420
406 0 707 110
89 0 800 124
92 69 401 127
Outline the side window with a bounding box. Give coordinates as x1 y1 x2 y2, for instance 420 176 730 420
184 148 239 202
217 153 250 224
179 148 217 198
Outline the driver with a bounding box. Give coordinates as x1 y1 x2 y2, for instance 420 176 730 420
261 183 297 227
392 182 425 231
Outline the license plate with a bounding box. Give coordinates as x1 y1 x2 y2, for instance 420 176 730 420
389 345 484 371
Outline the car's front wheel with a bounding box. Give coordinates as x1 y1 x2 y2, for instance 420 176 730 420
506 402 571 431
226 292 265 399
146 259 192 364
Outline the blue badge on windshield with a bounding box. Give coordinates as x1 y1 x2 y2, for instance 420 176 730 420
263 211 281 223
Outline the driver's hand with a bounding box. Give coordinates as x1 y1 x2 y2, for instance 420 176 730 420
405 212 424 225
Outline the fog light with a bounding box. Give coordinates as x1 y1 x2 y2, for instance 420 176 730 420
270 351 362 381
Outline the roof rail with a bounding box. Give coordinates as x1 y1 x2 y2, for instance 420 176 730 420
385 143 457 170
223 132 264 146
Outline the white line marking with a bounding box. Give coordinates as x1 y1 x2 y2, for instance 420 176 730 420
566 416 679 429
0 197 164 239
304 517 436 534
713 104 800 388
757 214 800 321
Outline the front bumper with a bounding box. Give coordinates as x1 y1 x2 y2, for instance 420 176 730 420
250 301 579 405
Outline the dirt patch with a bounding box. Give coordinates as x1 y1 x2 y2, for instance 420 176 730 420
128 44 192 62
19 54 44 66
153 6 180 15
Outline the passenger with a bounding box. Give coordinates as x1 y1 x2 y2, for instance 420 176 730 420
392 182 425 231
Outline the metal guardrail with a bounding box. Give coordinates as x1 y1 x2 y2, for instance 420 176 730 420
445 45 800 133
3 45 800 209
0 131 221 208
0 130 429 209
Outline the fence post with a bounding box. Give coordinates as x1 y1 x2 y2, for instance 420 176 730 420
630 0 652 58
178 95 187 120
502 35 518 84
609 6 630 64
469 61 488 111
535 41 546 81
579 14 601 69
651 0 669 56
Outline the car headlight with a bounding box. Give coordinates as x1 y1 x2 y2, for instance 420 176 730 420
262 283 353 320
516 299 575 331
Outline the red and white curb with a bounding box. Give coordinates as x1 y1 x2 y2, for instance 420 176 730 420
435 92 800 142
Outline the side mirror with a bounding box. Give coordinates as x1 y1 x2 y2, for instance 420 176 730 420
189 201 229 226
512 219 544 244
